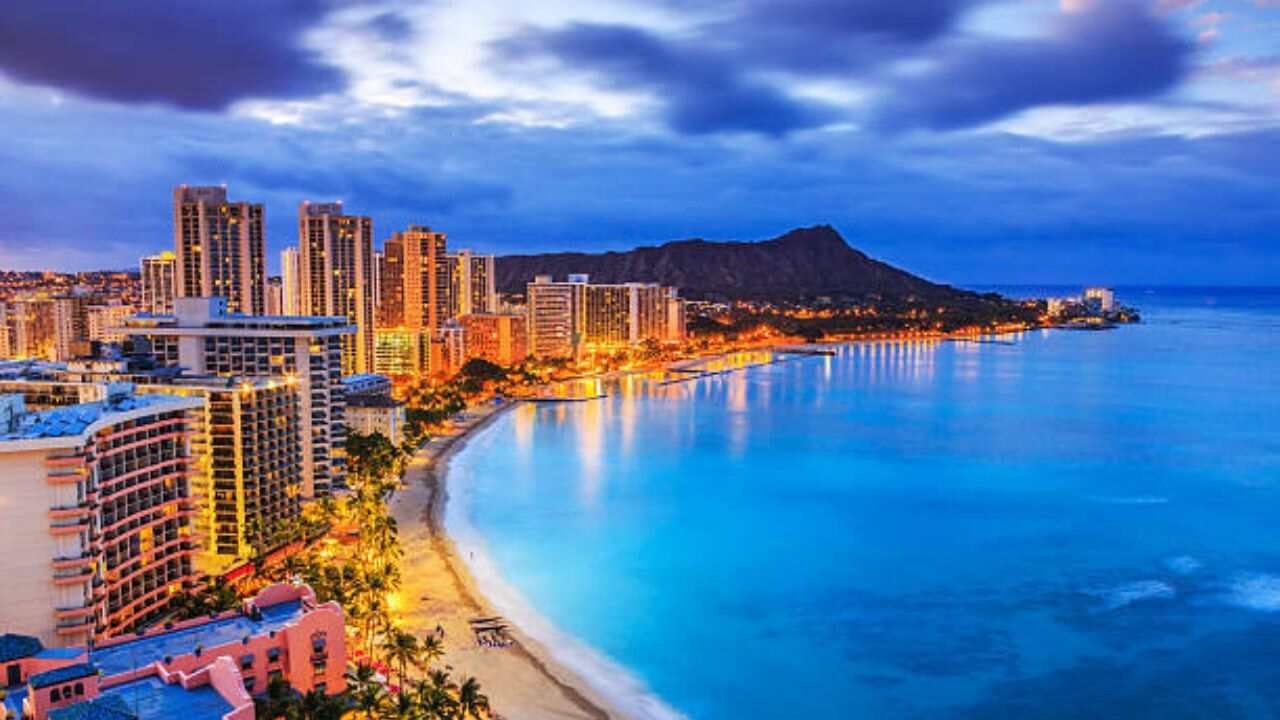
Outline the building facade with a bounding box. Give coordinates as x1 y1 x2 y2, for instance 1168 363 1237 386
0 389 203 647
172 186 266 316
120 298 352 497
1 583 347 720
383 225 449 334
298 202 376 375
373 328 427 377
137 377 304 574
526 275 586 359
460 313 527 366
447 250 497 318
280 246 302 316
344 395 406 446
140 252 177 315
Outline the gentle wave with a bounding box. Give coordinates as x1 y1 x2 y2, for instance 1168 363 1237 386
1164 555 1202 575
1086 580 1176 611
445 454 688 720
1224 574 1280 612
1090 496 1170 505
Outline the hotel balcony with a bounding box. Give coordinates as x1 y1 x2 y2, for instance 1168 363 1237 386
52 552 97 572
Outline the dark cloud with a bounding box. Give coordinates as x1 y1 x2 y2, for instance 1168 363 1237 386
496 23 829 136
495 1 1194 136
871 1 1194 131
0 1 345 110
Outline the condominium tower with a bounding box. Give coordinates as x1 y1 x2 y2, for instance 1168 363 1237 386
280 246 302 316
172 185 266 315
298 202 375 374
447 250 498 317
140 252 176 315
382 225 449 333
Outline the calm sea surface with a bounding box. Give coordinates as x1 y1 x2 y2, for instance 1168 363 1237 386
446 287 1280 719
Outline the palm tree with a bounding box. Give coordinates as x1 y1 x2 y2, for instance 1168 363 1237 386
296 688 346 720
454 676 490 719
345 664 387 720
411 677 457 720
418 634 445 670
382 629 421 683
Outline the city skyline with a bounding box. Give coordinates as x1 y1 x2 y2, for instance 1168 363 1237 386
0 1 1277 285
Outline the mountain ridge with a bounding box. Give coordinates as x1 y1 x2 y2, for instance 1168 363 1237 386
494 225 971 301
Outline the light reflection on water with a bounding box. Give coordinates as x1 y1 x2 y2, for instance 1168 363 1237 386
451 293 1280 719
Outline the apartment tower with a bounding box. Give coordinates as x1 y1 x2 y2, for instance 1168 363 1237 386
172 185 266 315
298 202 375 374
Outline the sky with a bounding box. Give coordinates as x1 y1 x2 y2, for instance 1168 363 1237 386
0 0 1277 286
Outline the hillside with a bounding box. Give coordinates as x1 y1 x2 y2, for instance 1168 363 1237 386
494 225 970 301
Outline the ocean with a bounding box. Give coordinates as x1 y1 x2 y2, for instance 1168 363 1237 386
445 287 1280 718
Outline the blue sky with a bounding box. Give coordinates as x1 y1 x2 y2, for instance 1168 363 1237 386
0 0 1276 285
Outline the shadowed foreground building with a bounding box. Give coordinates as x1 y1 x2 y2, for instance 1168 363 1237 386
0 388 203 647
1 583 347 720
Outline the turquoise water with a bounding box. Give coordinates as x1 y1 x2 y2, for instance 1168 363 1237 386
446 288 1280 719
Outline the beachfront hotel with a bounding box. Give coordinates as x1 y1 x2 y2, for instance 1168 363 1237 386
134 377 304 574
173 186 267 317
526 275 587 359
119 297 352 497
297 202 377 375
459 313 528 367
527 275 686 358
0 387 203 647
0 582 347 720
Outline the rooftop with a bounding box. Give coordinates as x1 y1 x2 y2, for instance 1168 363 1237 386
0 632 42 662
0 392 191 441
98 676 230 719
89 601 303 676
29 663 98 689
345 394 402 409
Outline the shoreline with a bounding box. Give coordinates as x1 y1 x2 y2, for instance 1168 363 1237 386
390 401 630 720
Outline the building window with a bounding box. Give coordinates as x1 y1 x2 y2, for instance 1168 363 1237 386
74 682 84 696
50 688 61 702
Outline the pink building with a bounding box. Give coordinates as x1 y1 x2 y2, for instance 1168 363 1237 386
2 583 346 720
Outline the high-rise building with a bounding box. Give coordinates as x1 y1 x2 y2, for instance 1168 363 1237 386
120 297 352 497
137 377 303 573
172 185 266 315
266 277 284 315
379 238 404 328
51 296 92 361
460 313 528 367
372 250 384 323
298 202 375 375
140 251 177 315
527 275 586 359
582 282 681 351
437 320 466 376
0 388 203 646
447 250 497 318
2 298 57 359
280 246 302 316
384 226 449 333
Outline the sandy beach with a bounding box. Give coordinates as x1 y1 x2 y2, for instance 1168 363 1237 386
389 401 630 720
